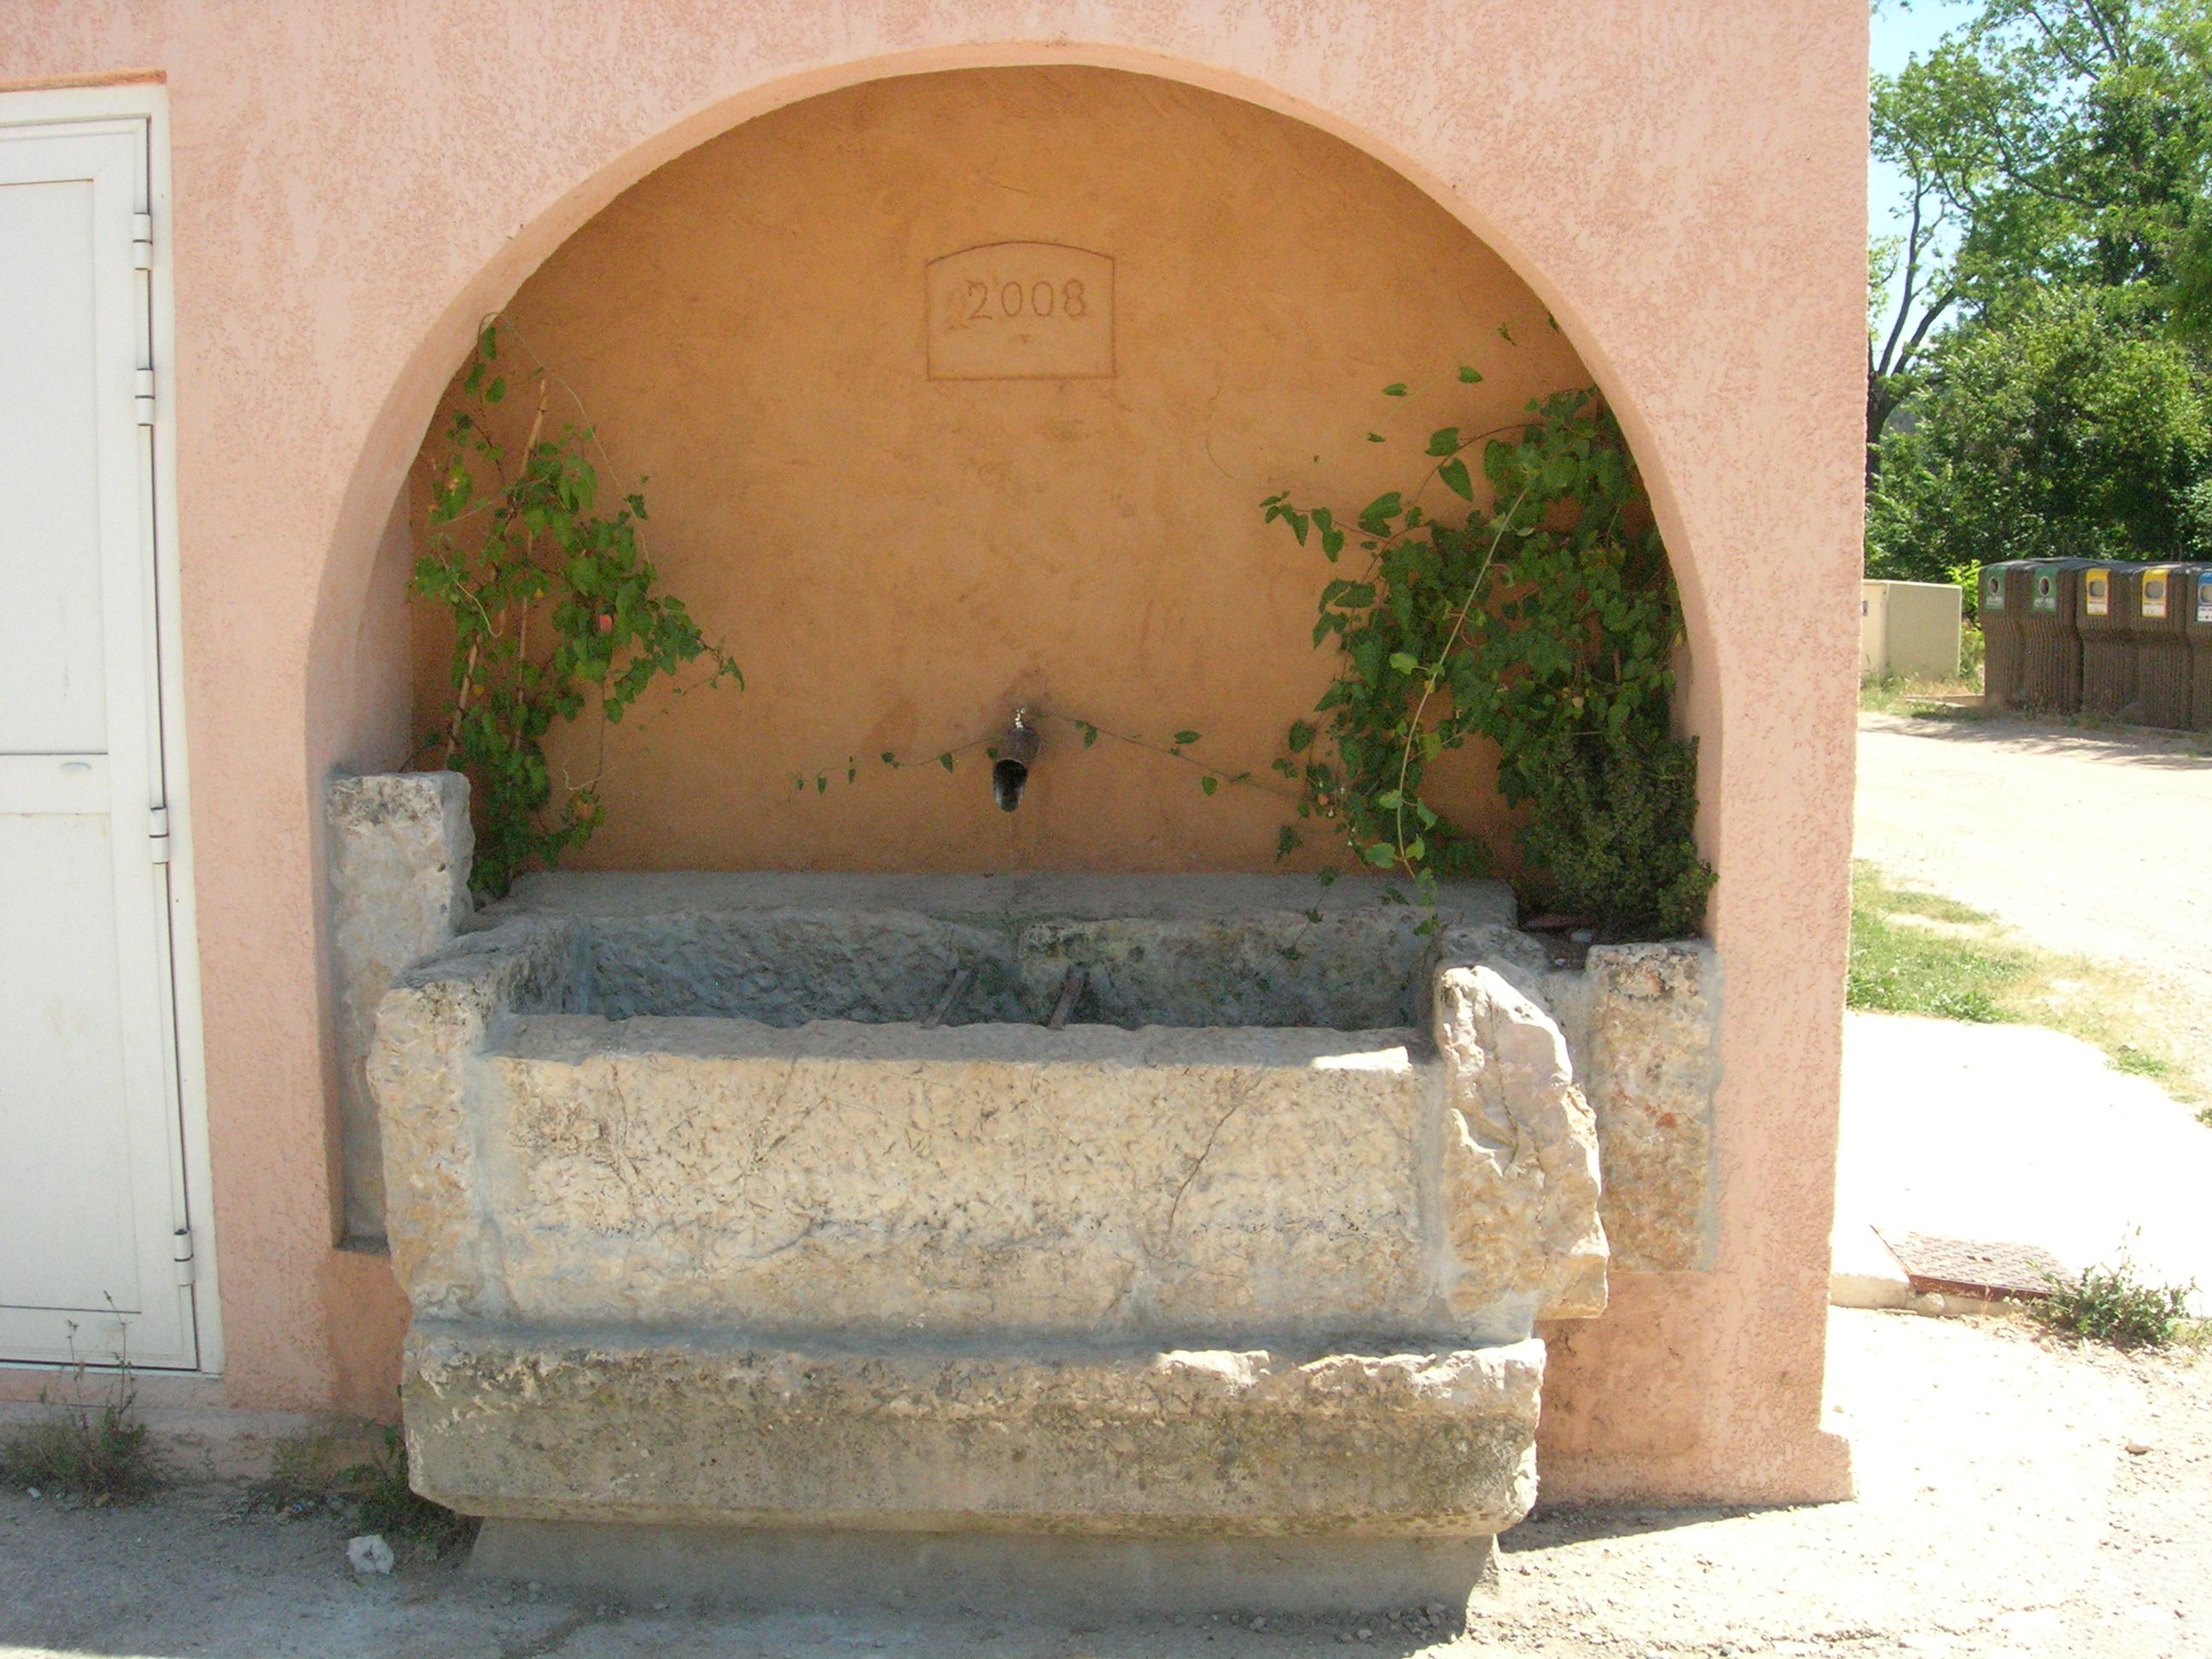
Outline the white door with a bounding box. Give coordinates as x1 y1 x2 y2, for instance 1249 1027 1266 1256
0 118 197 1370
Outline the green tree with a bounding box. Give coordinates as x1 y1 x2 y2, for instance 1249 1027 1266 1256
1867 2 2212 571
1868 285 2210 579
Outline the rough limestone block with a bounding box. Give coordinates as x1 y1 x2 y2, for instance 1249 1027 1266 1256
1430 968 1609 1324
326 771 473 1243
367 919 585 1318
478 1017 1464 1342
405 1321 1545 1536
1580 942 1720 1272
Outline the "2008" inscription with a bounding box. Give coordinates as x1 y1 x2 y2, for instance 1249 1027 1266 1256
928 243 1115 381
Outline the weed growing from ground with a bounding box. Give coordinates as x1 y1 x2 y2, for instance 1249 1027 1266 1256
341 1428 476 1560
242 1433 346 1517
0 1320 163 1505
2039 1254 2199 1349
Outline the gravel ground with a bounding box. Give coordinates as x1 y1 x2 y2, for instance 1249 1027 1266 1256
1853 710 2212 1076
1 1311 2205 1659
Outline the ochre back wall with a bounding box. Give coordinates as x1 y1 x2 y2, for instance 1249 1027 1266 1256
411 67 1593 876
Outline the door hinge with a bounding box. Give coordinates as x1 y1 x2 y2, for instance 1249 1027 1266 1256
149 805 172 864
131 212 154 271
172 1227 195 1287
134 367 156 428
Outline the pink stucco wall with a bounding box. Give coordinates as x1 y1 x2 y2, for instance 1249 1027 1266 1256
2 2 1863 1502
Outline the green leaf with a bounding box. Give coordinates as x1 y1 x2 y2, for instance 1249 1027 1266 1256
1173 730 1201 747
939 753 956 772
1382 383 1407 397
1388 653 1420 674
1426 428 1461 457
881 751 898 765
1497 323 1515 343
1078 720 1098 748
1458 365 1483 383
1276 824 1302 859
1366 432 1386 443
1200 775 1218 795
1439 457 1475 500
1365 841 1398 869
1287 719 1315 754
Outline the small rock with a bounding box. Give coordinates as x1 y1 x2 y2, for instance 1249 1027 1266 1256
1357 1628 1373 1641
25 1488 39 1499
2125 1441 2151 1455
1251 1616 1267 1629
346 1534 395 1575
527 1581 542 1602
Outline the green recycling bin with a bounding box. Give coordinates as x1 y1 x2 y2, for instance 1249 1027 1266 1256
2122 564 2193 729
2019 559 2090 713
2189 568 2212 731
1978 562 2031 708
2077 562 2133 717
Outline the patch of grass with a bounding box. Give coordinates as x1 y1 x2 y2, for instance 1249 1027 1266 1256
1849 863 2204 1105
0 1324 164 1505
2038 1253 2198 1349
1860 667 1987 718
1848 866 2028 1022
341 1428 476 1561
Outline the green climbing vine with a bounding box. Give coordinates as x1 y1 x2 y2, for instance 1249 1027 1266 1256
415 323 742 898
1263 380 1714 937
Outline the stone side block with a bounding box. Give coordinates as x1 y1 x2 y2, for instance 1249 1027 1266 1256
481 1018 1438 1340
327 770 473 1242
368 919 584 1318
1430 968 1608 1325
1582 942 1719 1272
405 1321 1544 1537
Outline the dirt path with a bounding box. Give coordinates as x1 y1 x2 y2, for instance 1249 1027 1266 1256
1854 709 2212 1078
2 1312 2206 1659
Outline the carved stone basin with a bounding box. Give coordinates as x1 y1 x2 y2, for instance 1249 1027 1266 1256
368 873 1714 1609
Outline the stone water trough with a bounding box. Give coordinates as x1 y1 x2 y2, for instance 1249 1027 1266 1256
368 872 1715 1610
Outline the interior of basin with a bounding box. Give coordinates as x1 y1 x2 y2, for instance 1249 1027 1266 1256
486 870 1519 1032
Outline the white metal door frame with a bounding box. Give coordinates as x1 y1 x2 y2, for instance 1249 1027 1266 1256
0 80 219 1377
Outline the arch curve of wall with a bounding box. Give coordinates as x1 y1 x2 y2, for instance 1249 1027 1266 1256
310 39 1722 814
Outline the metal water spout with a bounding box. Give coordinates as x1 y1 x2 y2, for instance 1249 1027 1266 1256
992 707 1041 812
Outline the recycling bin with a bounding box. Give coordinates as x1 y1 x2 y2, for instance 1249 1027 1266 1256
2018 559 2090 713
1978 562 2030 708
2189 568 2212 731
2122 564 2193 729
2076 563 2133 717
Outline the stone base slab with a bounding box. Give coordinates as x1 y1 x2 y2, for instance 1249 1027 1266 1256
468 1519 1499 1617
407 1322 1543 1536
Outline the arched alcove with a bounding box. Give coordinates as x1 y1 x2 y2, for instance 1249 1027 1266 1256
400 66 1618 878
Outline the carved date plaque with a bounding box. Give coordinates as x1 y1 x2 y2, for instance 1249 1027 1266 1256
926 242 1115 381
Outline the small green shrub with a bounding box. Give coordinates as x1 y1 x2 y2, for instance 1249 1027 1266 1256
2038 1256 2197 1349
1514 727 1714 938
340 1428 475 1560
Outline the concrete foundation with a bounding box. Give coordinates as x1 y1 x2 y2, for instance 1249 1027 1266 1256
466 1521 1499 1617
